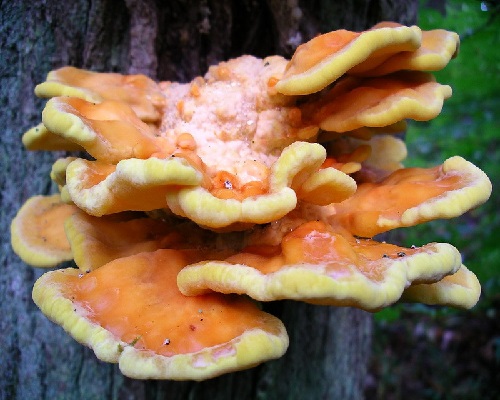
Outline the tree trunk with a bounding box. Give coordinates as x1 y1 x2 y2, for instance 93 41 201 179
0 1 417 399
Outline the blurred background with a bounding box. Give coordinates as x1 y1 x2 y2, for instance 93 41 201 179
367 0 500 398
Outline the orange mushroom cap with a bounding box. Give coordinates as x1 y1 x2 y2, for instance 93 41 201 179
305 72 451 133
332 156 492 237
42 97 173 163
32 249 288 380
65 157 202 216
275 24 422 95
317 120 408 142
63 141 356 227
11 194 78 267
177 220 462 310
56 209 463 311
34 66 165 122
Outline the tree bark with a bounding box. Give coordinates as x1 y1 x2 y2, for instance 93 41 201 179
0 1 417 399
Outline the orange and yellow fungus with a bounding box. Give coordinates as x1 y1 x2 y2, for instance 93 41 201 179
11 194 78 267
65 211 220 272
65 157 202 216
42 97 173 163
276 24 422 95
177 220 462 310
322 135 407 182
306 72 451 133
61 141 355 227
402 265 481 309
357 25 460 76
34 66 164 122
32 249 288 380
22 123 84 152
317 120 408 142
332 156 492 238
9 21 492 379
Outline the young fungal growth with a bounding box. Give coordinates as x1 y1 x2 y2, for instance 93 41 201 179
11 21 492 380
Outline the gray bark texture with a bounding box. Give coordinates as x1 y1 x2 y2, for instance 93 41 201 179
0 1 417 399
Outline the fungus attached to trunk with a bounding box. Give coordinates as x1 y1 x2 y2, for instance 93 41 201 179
10 21 492 380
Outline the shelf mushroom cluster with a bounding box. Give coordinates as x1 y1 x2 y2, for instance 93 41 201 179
11 22 491 380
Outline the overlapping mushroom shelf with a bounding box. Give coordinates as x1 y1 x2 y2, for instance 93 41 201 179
12 21 491 380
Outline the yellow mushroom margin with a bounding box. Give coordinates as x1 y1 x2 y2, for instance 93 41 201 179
65 156 203 216
165 142 356 228
357 25 460 76
22 123 84 152
402 265 481 309
63 141 356 228
64 211 216 272
41 97 172 163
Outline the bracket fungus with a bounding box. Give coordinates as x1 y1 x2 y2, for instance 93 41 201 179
10 21 492 380
34 66 165 122
32 250 288 380
11 194 78 267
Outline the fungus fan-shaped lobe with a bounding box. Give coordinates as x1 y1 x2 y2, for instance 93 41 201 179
11 194 78 267
65 157 202 216
177 221 462 310
275 24 422 95
65 212 183 271
357 27 460 76
22 123 84 151
32 249 288 380
305 72 452 133
42 97 172 163
332 156 492 237
283 30 361 76
61 141 355 225
34 66 164 122
402 265 481 309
